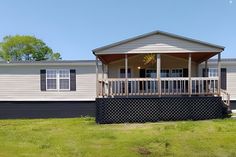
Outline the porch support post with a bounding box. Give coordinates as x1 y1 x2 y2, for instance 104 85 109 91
156 53 161 97
205 60 209 94
204 60 208 77
96 56 99 97
101 62 104 98
188 53 192 97
218 53 221 96
125 54 128 97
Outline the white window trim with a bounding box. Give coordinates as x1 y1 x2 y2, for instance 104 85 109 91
46 69 70 91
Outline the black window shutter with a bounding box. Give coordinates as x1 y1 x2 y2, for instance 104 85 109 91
40 69 46 91
70 69 76 91
202 68 209 77
183 68 188 77
221 68 227 90
202 68 206 77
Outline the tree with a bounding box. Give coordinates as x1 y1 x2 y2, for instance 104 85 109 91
0 35 61 61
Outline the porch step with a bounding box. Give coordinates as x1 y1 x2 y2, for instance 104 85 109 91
231 109 236 113
231 116 236 119
222 103 231 117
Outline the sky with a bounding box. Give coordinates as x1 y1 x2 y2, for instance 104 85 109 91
0 0 235 60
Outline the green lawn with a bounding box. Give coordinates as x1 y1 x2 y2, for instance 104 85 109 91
0 118 236 157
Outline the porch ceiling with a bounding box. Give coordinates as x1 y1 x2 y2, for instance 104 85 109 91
98 54 137 64
98 52 217 64
167 52 217 63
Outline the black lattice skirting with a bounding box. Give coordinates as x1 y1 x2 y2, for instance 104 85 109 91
96 97 227 124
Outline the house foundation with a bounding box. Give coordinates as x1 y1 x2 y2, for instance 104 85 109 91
96 97 228 124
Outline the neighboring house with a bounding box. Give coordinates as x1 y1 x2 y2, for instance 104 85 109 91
0 30 235 122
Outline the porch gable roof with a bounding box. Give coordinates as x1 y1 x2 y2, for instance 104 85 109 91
92 30 224 55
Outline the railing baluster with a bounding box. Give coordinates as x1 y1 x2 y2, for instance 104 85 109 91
119 81 121 95
109 81 111 96
181 80 183 94
114 81 116 96
145 80 147 95
137 80 139 95
168 80 170 95
198 79 201 95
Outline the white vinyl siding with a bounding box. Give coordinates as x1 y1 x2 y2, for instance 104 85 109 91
0 64 103 101
226 66 236 100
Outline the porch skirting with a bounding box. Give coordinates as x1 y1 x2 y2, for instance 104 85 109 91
0 101 96 119
96 97 228 124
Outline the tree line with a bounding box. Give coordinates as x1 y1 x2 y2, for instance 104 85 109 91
0 35 61 61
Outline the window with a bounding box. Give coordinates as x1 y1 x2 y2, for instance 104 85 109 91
208 68 218 77
46 69 70 90
46 70 57 90
146 69 156 78
161 69 170 77
145 69 181 78
59 69 70 90
120 68 131 78
171 69 183 77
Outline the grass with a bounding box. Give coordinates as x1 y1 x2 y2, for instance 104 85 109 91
0 118 236 157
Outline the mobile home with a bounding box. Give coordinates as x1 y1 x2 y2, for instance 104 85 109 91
0 30 235 123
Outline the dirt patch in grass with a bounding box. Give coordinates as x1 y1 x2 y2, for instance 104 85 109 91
136 147 151 156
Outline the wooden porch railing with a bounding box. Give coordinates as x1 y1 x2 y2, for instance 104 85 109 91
98 77 220 97
221 89 230 107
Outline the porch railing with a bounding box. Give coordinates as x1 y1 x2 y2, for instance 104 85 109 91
98 77 219 97
221 89 230 107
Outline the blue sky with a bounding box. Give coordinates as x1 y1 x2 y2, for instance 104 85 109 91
0 0 235 60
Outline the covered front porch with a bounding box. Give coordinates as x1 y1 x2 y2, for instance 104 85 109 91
96 53 224 98
93 30 229 123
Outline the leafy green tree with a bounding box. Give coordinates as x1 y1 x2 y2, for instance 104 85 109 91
0 35 61 61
